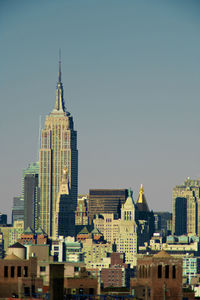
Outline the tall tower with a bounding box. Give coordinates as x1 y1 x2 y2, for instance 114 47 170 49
135 184 154 246
39 57 78 236
172 178 200 236
23 162 40 230
116 189 137 266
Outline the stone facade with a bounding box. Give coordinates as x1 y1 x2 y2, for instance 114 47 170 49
116 190 137 266
93 213 120 244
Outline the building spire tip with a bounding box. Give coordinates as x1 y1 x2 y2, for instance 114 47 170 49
58 49 61 82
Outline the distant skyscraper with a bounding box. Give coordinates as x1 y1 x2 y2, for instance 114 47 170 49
174 198 187 235
172 178 200 236
135 184 154 246
88 189 128 223
154 211 172 235
24 174 40 230
23 162 40 230
12 197 24 224
39 58 78 236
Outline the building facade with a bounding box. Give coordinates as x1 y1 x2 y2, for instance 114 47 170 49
24 172 40 231
136 184 154 246
116 190 137 266
75 195 88 226
82 238 112 269
53 167 75 237
130 251 183 300
12 197 24 224
88 189 128 223
39 60 78 236
93 213 120 244
172 178 200 236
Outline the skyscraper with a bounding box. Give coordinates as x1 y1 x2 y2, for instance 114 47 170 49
172 178 200 236
39 58 78 236
135 184 154 246
116 189 137 266
12 197 24 224
24 173 40 230
23 162 40 230
88 189 128 223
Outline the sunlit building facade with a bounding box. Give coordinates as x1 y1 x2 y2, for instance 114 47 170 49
39 60 78 236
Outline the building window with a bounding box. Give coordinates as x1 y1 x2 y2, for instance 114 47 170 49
17 266 21 277
11 266 15 278
24 266 28 277
40 266 46 272
172 265 176 279
158 265 162 278
4 266 8 278
165 265 169 278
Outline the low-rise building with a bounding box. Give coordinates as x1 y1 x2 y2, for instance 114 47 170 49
183 256 200 284
65 237 82 262
130 251 183 300
82 238 112 269
0 255 43 298
51 237 64 262
65 267 98 296
0 220 24 252
139 234 200 257
101 253 130 289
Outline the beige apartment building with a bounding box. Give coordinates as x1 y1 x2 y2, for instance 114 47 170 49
93 213 120 244
0 220 24 251
39 59 78 236
82 238 112 269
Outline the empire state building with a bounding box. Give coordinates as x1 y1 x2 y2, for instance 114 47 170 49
39 59 78 236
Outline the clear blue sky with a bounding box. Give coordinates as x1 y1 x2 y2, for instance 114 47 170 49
1 0 200 218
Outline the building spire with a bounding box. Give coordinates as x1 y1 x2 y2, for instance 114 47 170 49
136 184 149 212
58 48 62 83
52 49 66 113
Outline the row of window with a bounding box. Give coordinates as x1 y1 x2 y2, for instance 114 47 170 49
138 265 176 279
4 266 28 278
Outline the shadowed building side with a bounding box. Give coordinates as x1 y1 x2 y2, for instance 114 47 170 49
136 184 154 246
53 167 75 238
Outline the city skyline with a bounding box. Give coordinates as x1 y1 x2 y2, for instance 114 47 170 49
1 0 200 217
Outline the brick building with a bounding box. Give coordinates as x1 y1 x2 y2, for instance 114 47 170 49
130 250 182 300
17 226 48 245
65 267 98 296
0 255 43 298
101 253 130 289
